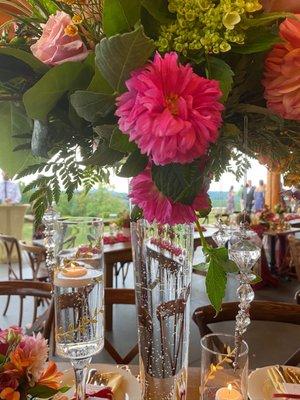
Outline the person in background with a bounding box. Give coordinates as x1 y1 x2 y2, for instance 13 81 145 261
254 179 266 212
242 180 255 213
226 185 235 214
0 171 21 204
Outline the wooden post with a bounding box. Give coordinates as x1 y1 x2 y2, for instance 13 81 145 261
266 170 281 211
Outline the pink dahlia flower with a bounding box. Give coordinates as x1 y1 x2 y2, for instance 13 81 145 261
31 11 88 66
129 168 210 225
116 52 223 165
263 16 300 120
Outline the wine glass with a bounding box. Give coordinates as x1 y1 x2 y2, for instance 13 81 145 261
54 266 104 400
55 217 104 271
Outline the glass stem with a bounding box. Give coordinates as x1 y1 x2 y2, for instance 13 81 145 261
71 357 92 400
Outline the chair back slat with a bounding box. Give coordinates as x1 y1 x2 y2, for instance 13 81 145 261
104 288 138 364
0 234 22 279
0 281 53 341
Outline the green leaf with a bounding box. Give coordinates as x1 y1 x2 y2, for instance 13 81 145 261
27 385 58 398
0 101 34 176
103 0 141 36
95 25 155 93
151 162 202 205
141 0 174 24
193 263 208 272
205 253 227 313
23 61 93 120
206 57 234 102
31 120 48 157
110 127 137 153
118 148 148 177
232 29 281 54
241 12 292 28
85 125 125 166
88 66 114 94
251 274 262 285
130 204 143 221
70 90 116 123
0 47 48 79
209 247 239 273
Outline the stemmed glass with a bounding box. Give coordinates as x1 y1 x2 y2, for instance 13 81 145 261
52 216 104 400
54 266 104 399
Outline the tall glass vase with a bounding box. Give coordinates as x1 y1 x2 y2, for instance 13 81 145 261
131 220 194 400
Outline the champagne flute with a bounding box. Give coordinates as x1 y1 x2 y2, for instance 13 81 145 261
54 266 104 400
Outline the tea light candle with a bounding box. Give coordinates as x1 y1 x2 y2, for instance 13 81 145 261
62 262 87 278
54 266 102 288
215 384 242 400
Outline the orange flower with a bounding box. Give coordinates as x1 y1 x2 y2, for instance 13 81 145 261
37 362 63 390
0 388 20 400
8 347 34 373
263 15 300 120
262 0 300 12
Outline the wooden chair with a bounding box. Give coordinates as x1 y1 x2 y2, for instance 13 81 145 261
288 236 300 281
0 281 53 341
19 241 48 280
19 241 49 322
104 288 138 364
193 301 300 366
0 234 23 324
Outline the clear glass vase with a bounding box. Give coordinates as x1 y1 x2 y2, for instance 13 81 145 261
131 220 194 400
200 333 248 400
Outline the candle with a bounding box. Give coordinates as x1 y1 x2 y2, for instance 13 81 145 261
54 268 102 288
62 262 87 278
215 384 243 400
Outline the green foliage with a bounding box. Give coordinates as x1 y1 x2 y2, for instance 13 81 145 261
130 204 143 221
118 149 148 177
204 246 238 313
23 61 93 120
241 12 291 28
151 162 203 205
206 57 234 102
110 127 138 153
85 125 125 167
232 29 281 54
19 149 111 224
141 0 173 24
28 385 58 398
70 91 116 123
95 26 155 93
0 101 34 176
57 188 128 219
0 48 48 82
103 0 141 37
31 120 48 157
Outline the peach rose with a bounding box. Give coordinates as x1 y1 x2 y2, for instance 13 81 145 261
31 11 88 66
262 0 300 12
263 16 300 120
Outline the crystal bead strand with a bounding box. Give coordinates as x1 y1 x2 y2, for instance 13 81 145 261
43 206 59 284
229 225 261 369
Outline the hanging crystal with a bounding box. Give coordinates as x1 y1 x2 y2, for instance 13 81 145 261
43 206 59 283
229 225 261 369
212 219 232 247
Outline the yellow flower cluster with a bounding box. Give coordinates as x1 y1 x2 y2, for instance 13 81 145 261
157 0 262 55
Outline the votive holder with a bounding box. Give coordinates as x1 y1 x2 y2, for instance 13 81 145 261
200 333 248 400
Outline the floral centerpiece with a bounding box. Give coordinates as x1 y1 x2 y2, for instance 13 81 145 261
0 327 67 400
0 0 299 310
